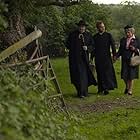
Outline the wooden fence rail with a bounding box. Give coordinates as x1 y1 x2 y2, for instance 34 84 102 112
0 30 42 62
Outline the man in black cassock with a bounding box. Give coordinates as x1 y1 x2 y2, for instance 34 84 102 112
93 21 117 95
66 20 97 98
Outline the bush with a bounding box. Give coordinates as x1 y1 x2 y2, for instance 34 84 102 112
0 67 83 140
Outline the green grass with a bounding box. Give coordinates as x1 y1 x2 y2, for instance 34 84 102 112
76 108 140 140
52 57 140 101
51 57 140 140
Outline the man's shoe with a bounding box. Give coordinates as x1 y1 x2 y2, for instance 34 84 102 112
103 90 109 95
79 95 85 98
83 92 89 97
84 94 89 97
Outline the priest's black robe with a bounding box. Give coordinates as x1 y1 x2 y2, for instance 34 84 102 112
93 32 117 91
66 30 97 96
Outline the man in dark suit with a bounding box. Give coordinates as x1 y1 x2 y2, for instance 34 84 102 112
66 20 97 98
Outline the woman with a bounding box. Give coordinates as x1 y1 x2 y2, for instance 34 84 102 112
117 25 140 95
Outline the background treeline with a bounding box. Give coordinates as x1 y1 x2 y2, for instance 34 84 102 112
0 0 140 57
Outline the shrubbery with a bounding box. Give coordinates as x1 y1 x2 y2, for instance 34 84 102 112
0 67 83 140
24 1 111 57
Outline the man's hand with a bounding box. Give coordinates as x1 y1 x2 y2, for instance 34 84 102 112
112 55 117 63
82 46 87 51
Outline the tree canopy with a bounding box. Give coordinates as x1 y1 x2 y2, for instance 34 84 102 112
1 0 140 56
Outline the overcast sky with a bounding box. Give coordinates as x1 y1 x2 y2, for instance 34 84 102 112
93 0 140 4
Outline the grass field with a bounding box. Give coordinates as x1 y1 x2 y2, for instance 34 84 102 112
51 57 140 140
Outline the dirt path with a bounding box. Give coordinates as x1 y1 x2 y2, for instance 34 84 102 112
68 97 140 113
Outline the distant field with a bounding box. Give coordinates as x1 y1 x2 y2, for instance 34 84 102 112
51 57 140 140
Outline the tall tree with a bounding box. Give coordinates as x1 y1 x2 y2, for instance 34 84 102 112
110 1 140 42
0 0 81 48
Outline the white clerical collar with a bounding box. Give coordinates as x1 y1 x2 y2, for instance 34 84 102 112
99 32 104 35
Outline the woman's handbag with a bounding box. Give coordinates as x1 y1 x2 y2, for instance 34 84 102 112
130 51 140 66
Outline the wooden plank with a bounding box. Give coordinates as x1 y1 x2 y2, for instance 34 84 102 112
1 56 48 68
29 45 39 60
0 30 42 62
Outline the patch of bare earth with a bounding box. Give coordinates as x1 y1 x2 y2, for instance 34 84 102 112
68 97 140 113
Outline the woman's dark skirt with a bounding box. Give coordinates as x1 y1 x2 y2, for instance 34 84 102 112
121 58 139 80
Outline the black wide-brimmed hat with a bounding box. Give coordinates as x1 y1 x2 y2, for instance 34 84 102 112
76 20 88 26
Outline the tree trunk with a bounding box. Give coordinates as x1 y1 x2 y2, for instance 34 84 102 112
0 13 26 49
0 0 27 62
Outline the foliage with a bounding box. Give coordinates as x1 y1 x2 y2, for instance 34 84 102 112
24 1 111 57
0 67 83 140
3 0 81 15
64 1 112 34
51 57 140 140
1 0 140 56
110 1 140 42
0 1 8 31
24 5 65 57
